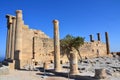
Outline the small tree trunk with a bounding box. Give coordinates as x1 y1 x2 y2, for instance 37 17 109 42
77 49 82 62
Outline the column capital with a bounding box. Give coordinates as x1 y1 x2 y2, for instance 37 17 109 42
16 10 23 19
12 16 16 19
6 14 13 24
53 19 59 24
16 10 22 13
6 14 12 18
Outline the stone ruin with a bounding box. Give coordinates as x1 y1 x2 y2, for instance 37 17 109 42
4 10 111 70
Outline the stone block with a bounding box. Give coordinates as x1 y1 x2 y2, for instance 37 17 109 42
8 60 15 69
0 66 9 75
94 69 107 79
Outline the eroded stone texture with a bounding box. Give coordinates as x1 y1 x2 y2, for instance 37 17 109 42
11 16 16 60
6 15 12 59
79 41 107 59
70 49 79 75
14 10 23 69
94 69 107 79
53 20 61 72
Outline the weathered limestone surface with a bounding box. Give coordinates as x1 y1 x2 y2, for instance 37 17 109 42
6 15 12 59
14 10 23 69
94 69 107 79
70 49 79 75
53 20 61 72
11 16 16 60
0 66 9 75
79 41 107 59
8 60 15 69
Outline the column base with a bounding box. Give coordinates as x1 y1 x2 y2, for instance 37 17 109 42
44 62 50 70
8 60 15 69
54 68 61 72
70 70 79 75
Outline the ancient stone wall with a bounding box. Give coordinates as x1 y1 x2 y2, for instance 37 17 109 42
34 37 54 63
20 26 53 68
6 23 108 68
79 41 107 59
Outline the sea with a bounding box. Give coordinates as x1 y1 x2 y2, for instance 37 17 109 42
0 57 4 62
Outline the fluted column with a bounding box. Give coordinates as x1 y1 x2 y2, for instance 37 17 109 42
97 33 101 41
10 16 16 59
5 15 12 59
105 32 110 54
53 20 61 72
14 10 23 69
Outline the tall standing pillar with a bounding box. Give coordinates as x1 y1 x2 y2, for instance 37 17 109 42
53 20 61 72
14 10 23 69
105 32 110 55
10 16 16 60
5 15 12 59
89 34 93 42
97 33 101 41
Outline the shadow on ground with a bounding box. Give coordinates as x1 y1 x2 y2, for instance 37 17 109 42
36 67 100 80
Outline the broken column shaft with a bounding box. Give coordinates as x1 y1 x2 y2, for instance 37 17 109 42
70 50 79 75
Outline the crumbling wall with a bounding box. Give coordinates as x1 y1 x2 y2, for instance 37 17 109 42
20 26 54 67
34 37 54 63
18 26 108 68
79 41 107 59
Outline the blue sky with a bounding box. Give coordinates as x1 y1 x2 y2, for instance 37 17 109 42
0 0 120 58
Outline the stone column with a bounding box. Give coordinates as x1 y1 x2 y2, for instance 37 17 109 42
70 49 79 75
5 15 10 59
10 16 16 60
89 34 93 42
32 37 35 59
53 20 61 72
14 10 23 69
97 33 100 41
105 32 110 55
5 15 12 59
